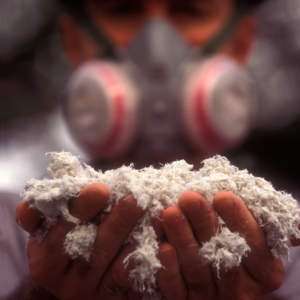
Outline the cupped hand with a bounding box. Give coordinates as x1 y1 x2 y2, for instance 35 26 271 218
15 183 150 300
156 191 285 300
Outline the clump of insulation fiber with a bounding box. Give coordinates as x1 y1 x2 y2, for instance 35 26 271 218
21 152 300 299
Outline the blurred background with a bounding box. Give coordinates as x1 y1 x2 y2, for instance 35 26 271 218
1 0 300 196
0 0 85 194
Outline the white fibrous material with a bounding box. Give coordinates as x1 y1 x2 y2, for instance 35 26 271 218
200 227 251 275
65 223 98 261
21 152 300 298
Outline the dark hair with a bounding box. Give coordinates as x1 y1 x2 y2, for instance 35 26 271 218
57 0 266 11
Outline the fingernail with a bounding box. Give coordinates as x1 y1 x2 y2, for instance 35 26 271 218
183 199 201 214
160 247 173 262
123 196 143 217
166 213 184 229
214 195 234 211
88 188 104 203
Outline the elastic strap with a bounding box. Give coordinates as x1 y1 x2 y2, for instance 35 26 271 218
201 9 248 56
74 11 119 60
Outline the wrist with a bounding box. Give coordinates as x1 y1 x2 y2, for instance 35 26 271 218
7 276 60 300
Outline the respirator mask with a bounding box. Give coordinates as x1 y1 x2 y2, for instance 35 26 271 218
63 11 255 162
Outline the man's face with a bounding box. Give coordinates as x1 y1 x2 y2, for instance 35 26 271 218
61 0 256 167
61 0 255 67
85 0 235 47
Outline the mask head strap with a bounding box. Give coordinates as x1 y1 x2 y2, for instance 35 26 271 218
200 8 249 56
71 9 120 60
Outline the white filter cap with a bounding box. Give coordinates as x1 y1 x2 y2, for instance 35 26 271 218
183 56 254 152
64 61 139 159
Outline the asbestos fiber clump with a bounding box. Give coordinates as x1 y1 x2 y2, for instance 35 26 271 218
21 151 300 298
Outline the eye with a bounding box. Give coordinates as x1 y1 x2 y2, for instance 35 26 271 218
100 1 145 19
169 2 205 19
168 0 215 24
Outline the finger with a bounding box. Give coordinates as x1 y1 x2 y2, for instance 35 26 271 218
95 214 164 299
58 182 110 232
157 243 187 300
178 191 219 244
98 241 139 299
27 225 70 297
28 183 110 298
63 195 146 298
89 195 145 273
213 265 260 300
162 206 217 299
127 288 144 300
213 191 284 293
15 202 43 234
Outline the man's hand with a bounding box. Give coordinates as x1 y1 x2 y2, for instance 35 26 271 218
156 191 285 300
16 186 290 300
15 183 149 300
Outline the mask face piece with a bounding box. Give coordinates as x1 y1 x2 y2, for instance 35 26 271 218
125 19 190 81
122 19 191 161
63 19 255 161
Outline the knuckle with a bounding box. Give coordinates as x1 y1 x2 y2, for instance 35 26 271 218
56 221 72 237
89 246 114 270
165 273 179 283
43 234 63 256
60 291 74 300
29 261 48 285
61 291 83 300
73 184 109 219
187 282 215 299
182 263 212 289
216 291 242 300
248 234 265 255
60 279 97 300
109 218 129 236
159 270 179 284
110 264 132 292
186 276 212 293
75 199 102 221
260 260 284 292
268 273 284 291
74 259 92 277
222 267 242 282
162 288 186 300
231 210 249 229
194 210 214 230
174 236 198 250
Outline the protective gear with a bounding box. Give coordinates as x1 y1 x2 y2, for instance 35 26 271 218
63 61 138 159
63 19 255 160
